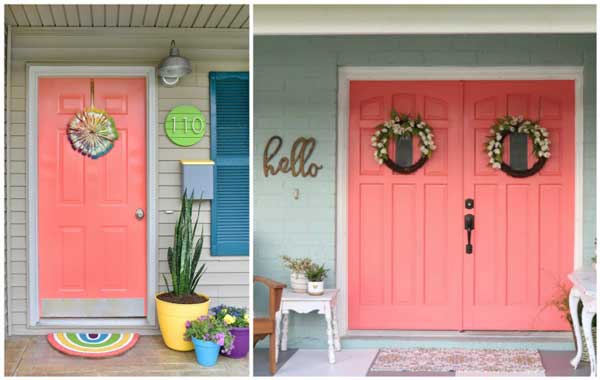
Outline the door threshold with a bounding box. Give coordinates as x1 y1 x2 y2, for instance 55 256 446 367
345 330 571 341
342 330 574 350
36 317 155 328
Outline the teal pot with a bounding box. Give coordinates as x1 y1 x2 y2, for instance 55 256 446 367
191 337 220 367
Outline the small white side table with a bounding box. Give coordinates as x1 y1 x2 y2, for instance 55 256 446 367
568 271 597 377
276 288 341 364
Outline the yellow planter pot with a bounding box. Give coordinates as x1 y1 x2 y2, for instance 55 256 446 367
155 293 210 351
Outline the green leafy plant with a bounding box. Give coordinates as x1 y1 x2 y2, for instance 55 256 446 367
163 190 207 297
184 315 234 354
211 305 249 328
305 263 329 282
281 255 313 274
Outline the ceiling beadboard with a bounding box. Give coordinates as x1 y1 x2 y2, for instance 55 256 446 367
5 4 249 29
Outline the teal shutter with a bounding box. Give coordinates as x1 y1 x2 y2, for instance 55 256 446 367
210 72 249 256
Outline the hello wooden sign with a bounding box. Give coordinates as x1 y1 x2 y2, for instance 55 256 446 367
263 136 323 178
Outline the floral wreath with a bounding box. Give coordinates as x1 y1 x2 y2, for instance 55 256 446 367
372 110 436 174
486 115 550 178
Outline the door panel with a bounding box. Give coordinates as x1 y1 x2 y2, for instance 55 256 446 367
463 81 574 330
348 81 464 329
38 77 147 317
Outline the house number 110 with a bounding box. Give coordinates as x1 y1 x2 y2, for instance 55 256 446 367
164 105 206 147
171 116 204 134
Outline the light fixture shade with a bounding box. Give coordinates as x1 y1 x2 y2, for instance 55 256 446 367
158 40 192 80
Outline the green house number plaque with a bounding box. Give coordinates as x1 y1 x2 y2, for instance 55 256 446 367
165 105 206 146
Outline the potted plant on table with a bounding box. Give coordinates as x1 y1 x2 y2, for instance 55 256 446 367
185 315 233 367
211 305 250 358
281 255 313 293
305 263 329 296
156 191 210 351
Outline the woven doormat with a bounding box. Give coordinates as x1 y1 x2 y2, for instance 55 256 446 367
368 348 546 376
48 333 139 358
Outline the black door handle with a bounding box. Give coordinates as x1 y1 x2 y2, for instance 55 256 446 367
464 213 475 254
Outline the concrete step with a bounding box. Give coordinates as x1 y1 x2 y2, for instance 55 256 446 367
341 330 574 350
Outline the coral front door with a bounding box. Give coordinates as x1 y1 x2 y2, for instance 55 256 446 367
462 81 574 330
348 80 574 331
38 77 147 317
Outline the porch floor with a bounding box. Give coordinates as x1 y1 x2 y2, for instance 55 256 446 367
254 348 591 376
5 336 248 376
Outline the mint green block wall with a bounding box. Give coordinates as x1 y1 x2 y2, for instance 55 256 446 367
254 34 596 348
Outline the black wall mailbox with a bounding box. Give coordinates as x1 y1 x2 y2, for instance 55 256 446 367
181 160 214 200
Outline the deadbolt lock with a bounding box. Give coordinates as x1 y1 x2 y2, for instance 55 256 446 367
465 198 474 209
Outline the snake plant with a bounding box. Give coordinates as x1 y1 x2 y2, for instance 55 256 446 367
163 190 207 296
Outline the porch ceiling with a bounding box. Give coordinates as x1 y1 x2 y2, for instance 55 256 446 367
254 5 596 35
5 4 249 29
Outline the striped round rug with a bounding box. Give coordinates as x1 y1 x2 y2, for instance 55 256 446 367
47 333 139 358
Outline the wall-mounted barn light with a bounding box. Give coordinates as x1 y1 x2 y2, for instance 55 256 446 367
158 40 192 87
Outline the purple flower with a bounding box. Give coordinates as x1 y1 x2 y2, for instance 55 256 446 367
215 332 225 346
185 320 192 329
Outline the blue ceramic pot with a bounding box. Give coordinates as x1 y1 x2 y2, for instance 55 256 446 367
191 337 220 367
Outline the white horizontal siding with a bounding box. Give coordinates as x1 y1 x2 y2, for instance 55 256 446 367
6 27 249 334
5 5 250 29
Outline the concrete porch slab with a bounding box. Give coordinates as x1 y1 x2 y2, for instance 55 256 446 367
276 349 378 376
252 348 590 377
5 336 248 376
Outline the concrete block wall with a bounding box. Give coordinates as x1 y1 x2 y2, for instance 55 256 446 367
253 34 596 348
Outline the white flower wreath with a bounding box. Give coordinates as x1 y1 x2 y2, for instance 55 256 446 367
372 110 436 165
486 115 550 170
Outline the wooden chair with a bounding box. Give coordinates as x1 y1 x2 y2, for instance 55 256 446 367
254 275 286 375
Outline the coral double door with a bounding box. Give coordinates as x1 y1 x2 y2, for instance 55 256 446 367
348 80 574 330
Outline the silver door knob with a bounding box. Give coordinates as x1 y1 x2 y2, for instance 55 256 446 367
135 208 145 220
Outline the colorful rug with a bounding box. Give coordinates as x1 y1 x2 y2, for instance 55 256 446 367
47 333 139 358
369 348 546 376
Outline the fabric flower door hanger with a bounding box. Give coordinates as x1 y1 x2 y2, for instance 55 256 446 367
67 79 119 159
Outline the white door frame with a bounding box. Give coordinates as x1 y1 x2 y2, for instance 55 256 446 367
26 65 158 329
336 66 585 336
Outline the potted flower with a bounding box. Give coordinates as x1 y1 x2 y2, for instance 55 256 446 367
211 305 250 358
281 255 313 293
156 191 210 351
548 282 596 362
305 263 329 296
184 315 233 367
